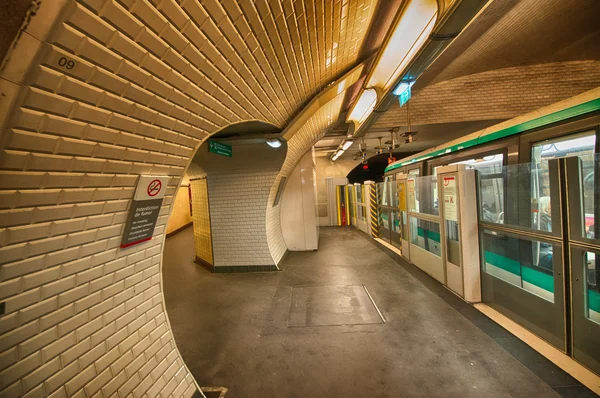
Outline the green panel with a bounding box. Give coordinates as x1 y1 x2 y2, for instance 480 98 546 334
589 289 600 313
484 251 554 293
385 98 600 173
417 227 440 242
484 250 521 276
522 267 555 293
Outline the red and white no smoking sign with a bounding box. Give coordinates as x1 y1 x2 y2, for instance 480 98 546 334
134 175 170 201
147 179 162 197
121 175 171 249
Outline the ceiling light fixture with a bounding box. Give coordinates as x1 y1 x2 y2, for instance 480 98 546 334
346 89 377 128
331 150 344 161
331 140 354 162
368 0 437 90
346 0 437 131
266 138 282 148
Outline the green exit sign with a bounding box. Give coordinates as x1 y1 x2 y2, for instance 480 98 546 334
398 86 411 107
208 140 232 157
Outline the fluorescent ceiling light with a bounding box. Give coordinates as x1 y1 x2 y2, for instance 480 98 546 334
266 138 282 148
342 140 353 150
346 88 377 128
331 150 344 161
368 0 437 90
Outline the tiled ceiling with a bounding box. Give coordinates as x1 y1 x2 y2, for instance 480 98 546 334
414 0 600 89
221 0 377 124
316 0 600 160
57 0 378 134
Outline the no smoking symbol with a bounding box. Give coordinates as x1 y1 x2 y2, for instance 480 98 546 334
147 179 162 197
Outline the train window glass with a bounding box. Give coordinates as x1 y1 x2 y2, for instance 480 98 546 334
410 218 442 257
450 154 504 171
390 182 398 208
409 175 439 216
531 132 595 233
390 210 402 249
377 182 390 206
408 168 420 177
478 161 563 236
584 251 600 325
478 174 504 224
580 154 598 241
532 131 596 163
481 229 556 303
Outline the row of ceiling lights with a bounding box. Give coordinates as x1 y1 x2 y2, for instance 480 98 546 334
331 0 438 162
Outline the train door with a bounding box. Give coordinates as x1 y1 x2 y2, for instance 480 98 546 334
377 179 392 243
397 174 410 260
566 153 599 375
389 179 401 249
478 131 599 372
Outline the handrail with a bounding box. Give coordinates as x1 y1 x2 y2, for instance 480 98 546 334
478 221 563 244
408 212 441 223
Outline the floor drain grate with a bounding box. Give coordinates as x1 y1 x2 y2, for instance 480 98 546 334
200 387 228 398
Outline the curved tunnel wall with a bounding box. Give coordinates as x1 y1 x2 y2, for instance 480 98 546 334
266 93 345 263
193 140 287 267
0 0 376 396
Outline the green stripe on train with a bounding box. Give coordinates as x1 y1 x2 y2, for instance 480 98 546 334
417 227 440 243
378 212 400 228
483 251 600 313
590 289 600 313
385 98 600 172
484 251 554 293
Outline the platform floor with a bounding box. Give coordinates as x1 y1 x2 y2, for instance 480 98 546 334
163 227 595 398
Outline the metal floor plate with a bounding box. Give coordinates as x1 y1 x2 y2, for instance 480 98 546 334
287 285 385 327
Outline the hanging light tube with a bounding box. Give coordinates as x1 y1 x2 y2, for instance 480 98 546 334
346 0 438 130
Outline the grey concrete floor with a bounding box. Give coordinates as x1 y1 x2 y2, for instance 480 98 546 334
163 227 563 398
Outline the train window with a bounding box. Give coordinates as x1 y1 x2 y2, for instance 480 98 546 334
481 229 557 303
532 131 596 163
409 175 438 216
410 218 442 257
378 182 390 206
580 154 598 241
449 154 504 171
531 131 596 233
584 251 599 325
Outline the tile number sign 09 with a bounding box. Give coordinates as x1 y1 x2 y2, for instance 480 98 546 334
57 56 75 70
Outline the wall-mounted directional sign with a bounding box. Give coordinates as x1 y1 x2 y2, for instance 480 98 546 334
208 140 232 157
121 175 170 249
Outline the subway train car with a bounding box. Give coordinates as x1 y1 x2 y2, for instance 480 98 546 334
376 92 600 375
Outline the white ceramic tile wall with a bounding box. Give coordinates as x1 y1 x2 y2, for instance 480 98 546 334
0 0 377 395
207 171 278 267
267 94 344 263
